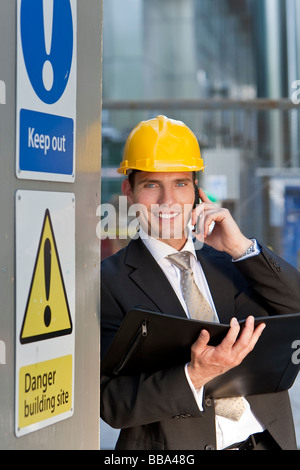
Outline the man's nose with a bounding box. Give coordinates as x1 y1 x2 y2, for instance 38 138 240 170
158 187 176 206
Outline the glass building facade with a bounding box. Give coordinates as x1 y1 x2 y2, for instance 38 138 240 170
100 0 300 448
102 0 300 266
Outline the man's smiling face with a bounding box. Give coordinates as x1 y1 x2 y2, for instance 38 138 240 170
122 171 195 250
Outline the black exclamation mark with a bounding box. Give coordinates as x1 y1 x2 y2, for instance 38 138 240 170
44 238 51 327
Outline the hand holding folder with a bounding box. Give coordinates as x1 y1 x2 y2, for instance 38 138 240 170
102 308 300 398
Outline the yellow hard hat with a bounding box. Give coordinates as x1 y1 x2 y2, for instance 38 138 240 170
117 115 204 175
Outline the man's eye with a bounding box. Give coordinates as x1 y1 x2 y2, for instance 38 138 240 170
145 183 157 188
177 182 186 187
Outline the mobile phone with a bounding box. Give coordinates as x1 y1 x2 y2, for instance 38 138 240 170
193 184 200 209
193 185 215 235
193 184 201 233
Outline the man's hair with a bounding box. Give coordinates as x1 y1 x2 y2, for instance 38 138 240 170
127 170 139 189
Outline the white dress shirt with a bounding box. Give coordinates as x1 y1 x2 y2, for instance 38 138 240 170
139 228 264 449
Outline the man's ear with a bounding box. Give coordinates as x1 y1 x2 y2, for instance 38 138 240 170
121 178 133 204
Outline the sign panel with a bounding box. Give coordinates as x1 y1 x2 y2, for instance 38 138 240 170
16 0 77 182
18 355 73 430
15 191 75 436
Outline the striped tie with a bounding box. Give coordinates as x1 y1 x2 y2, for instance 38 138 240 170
166 251 218 323
167 251 245 421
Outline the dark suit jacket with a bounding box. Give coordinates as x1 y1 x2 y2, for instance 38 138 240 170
101 238 300 450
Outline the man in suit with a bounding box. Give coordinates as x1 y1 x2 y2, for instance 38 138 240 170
101 115 300 450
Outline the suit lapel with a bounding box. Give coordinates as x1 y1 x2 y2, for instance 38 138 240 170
125 239 237 324
125 238 187 318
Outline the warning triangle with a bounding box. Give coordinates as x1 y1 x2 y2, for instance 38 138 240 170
20 209 73 344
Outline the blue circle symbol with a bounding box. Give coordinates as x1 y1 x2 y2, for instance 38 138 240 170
21 0 73 104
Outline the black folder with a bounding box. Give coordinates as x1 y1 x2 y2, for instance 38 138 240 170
101 308 300 398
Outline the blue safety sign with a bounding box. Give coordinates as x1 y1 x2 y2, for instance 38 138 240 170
16 0 77 182
19 109 74 175
20 0 73 105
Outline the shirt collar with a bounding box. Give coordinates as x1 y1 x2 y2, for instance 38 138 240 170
139 227 197 264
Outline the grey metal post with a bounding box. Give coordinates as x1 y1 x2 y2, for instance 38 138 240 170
0 0 102 449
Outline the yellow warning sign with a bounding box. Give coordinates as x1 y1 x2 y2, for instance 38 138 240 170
20 209 73 344
18 355 73 429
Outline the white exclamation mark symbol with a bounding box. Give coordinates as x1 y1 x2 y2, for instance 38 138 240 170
42 0 54 91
